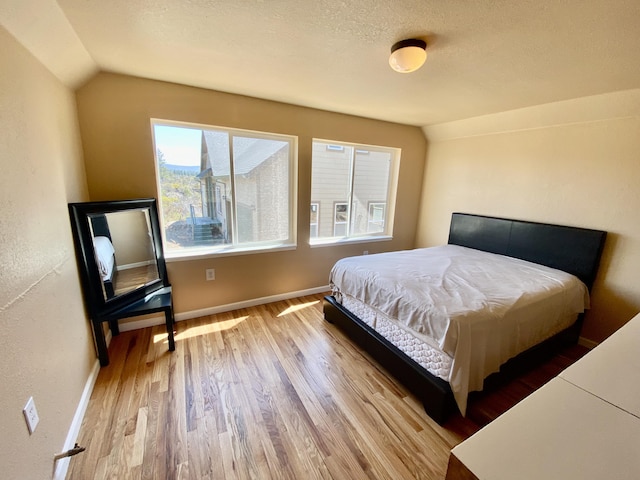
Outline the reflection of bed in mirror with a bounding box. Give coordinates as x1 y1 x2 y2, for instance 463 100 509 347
90 214 118 298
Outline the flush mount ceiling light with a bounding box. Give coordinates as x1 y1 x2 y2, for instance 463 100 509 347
389 39 427 73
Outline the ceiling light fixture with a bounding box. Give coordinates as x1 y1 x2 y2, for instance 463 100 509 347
389 39 427 73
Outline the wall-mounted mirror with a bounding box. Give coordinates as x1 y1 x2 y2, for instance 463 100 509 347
69 198 169 319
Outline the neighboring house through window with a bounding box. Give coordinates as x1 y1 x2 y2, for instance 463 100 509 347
152 121 297 258
310 203 319 238
367 202 386 233
310 139 400 244
333 202 348 237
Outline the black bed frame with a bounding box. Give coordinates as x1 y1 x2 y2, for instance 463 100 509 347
323 213 607 424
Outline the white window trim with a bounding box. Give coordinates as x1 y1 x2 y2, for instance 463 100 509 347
309 235 392 248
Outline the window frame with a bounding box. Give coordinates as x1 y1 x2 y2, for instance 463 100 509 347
151 119 298 261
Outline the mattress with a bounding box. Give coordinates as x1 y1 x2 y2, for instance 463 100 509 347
341 294 453 380
330 245 590 415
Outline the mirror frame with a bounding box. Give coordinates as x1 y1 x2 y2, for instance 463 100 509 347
68 198 169 319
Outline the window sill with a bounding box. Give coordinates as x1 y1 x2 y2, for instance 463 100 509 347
165 242 297 262
309 235 392 248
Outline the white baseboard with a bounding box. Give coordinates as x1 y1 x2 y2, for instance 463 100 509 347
117 285 331 333
53 357 102 480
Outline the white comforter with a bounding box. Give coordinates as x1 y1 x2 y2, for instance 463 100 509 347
93 236 115 280
329 245 589 414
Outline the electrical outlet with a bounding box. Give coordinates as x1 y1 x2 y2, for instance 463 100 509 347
23 397 39 434
205 268 215 281
363 250 369 255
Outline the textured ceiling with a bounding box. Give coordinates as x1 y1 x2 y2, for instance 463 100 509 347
3 0 640 126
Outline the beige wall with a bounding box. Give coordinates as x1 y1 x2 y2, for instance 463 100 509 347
3 11 635 475
106 209 155 266
75 73 427 314
418 90 640 343
0 27 94 478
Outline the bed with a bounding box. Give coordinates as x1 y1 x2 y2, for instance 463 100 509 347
90 214 118 299
323 213 606 424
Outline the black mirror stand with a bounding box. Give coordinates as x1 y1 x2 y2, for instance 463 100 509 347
93 286 176 366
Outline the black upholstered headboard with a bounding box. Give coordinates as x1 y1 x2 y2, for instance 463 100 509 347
89 214 112 241
448 213 607 291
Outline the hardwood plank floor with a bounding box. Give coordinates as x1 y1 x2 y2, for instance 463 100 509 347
67 293 587 479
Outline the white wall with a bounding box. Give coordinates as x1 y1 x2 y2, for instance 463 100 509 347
418 90 640 343
0 26 95 478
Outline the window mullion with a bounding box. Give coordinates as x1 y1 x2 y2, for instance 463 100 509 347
346 147 356 238
228 133 238 245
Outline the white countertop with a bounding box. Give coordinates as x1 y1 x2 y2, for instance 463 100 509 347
560 316 640 418
450 312 640 479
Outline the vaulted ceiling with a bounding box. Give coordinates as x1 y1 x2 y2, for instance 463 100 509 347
3 0 640 126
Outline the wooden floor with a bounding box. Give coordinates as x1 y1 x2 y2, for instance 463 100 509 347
67 293 588 479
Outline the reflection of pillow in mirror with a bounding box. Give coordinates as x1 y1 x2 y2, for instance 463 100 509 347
93 236 115 277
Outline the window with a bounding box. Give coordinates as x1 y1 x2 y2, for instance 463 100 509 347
310 140 399 244
151 120 297 258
